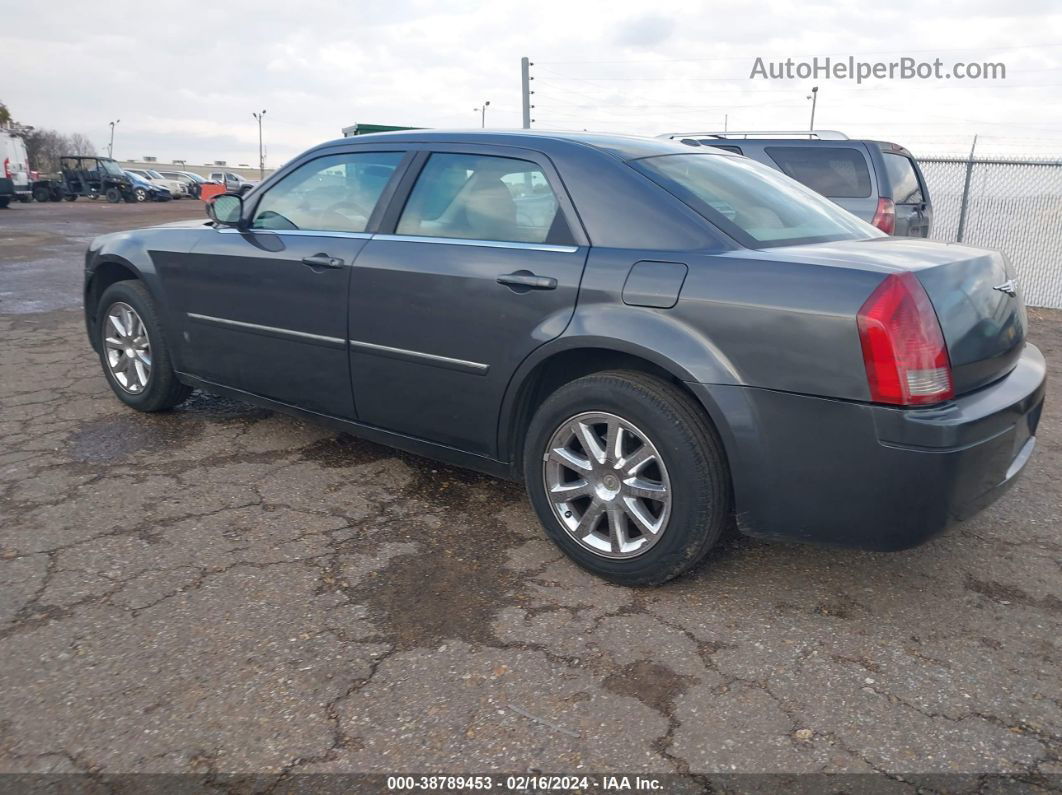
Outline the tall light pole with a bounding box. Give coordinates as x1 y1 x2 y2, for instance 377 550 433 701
252 109 266 179
108 119 120 159
806 86 819 132
473 100 491 128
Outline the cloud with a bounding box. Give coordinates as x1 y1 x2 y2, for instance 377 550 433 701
613 14 676 47
2 0 1060 163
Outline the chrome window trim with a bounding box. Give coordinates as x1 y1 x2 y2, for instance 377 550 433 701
187 313 346 346
215 228 372 240
348 338 490 375
373 234 579 254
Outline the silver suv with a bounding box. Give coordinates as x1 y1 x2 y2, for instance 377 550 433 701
659 130 932 238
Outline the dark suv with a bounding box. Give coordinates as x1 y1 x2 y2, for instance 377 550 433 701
83 130 1042 585
659 131 932 238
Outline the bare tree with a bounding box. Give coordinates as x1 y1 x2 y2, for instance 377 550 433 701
67 133 97 156
23 129 68 174
0 102 11 126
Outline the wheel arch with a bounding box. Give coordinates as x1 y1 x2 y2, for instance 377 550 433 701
498 337 738 480
84 257 151 351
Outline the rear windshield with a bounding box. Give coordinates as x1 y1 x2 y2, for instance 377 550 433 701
632 153 881 247
765 146 872 199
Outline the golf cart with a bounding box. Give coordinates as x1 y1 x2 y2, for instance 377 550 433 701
58 156 135 203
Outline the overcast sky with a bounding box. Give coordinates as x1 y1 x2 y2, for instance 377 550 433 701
4 0 1060 168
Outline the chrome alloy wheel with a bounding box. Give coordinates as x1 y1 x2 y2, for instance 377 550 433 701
103 302 152 394
543 411 672 558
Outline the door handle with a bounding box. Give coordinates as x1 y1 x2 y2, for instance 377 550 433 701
497 270 557 292
301 253 345 270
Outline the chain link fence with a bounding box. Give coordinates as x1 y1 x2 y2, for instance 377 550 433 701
918 155 1062 309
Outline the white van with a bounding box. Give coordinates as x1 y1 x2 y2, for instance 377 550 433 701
0 131 31 207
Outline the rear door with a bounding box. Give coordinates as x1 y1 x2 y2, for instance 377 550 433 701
346 146 589 457
164 148 408 418
763 145 878 223
880 150 931 238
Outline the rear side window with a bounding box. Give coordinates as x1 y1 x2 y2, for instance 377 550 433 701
882 153 924 205
633 153 879 247
251 151 403 233
397 153 568 244
765 146 872 199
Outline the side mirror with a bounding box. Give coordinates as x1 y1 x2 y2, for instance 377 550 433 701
207 193 244 227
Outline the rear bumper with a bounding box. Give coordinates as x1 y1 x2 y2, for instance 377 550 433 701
692 344 1046 550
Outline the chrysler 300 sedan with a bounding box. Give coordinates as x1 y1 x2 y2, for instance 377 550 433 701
83 130 1045 585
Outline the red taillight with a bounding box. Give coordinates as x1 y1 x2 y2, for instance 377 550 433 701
871 197 895 234
3 158 9 179
857 272 953 406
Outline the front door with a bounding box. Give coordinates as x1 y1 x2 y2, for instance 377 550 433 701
347 149 588 457
162 149 406 418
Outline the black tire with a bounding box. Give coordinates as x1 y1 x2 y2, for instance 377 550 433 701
134 188 148 202
0 197 9 208
65 195 77 202
17 194 31 203
95 280 192 412
524 370 731 586
105 187 122 203
33 187 51 202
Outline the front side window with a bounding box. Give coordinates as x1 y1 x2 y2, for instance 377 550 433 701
765 146 872 199
251 151 403 233
396 153 564 244
882 153 924 205
633 153 880 247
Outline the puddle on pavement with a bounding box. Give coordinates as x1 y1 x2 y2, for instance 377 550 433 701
299 434 390 468
69 392 269 462
350 462 527 651
69 414 204 462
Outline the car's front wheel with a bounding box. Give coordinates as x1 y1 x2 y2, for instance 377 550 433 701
133 188 148 202
524 371 731 586
96 281 192 412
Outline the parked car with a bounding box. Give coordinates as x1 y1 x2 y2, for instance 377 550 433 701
0 131 32 207
82 131 1043 585
123 170 171 202
59 156 135 202
156 170 211 198
208 170 257 194
658 131 932 238
125 168 185 198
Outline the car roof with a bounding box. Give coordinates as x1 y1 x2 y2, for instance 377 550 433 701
310 129 728 161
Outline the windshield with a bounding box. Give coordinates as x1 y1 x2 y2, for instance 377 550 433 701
100 159 124 177
146 170 164 179
631 153 882 248
125 171 146 185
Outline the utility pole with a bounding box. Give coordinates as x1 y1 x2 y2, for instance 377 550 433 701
724 114 728 134
252 110 266 179
807 86 819 132
108 119 120 159
521 57 533 129
474 101 490 128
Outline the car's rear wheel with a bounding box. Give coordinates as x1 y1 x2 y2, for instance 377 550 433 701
64 195 77 201
105 187 122 203
524 370 731 586
0 197 9 209
96 281 191 412
33 186 51 202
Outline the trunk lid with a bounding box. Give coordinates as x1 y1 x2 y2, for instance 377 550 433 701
767 237 1028 396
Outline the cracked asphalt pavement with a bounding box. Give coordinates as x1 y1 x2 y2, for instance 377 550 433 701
1 201 1060 788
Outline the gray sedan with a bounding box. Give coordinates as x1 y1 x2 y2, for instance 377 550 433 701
82 130 1044 585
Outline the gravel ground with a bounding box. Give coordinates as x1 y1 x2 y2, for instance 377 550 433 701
0 200 1059 790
